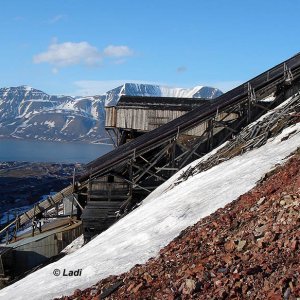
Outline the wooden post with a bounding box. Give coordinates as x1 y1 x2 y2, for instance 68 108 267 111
128 161 133 202
6 211 9 244
55 203 59 217
88 175 92 203
208 119 214 151
171 140 176 173
32 204 36 237
70 197 74 218
13 211 17 241
72 167 76 191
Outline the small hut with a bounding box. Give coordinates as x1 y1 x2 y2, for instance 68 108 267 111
105 95 209 145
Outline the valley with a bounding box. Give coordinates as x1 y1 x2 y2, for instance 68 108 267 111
0 162 85 222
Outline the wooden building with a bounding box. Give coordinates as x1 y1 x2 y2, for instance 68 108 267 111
8 221 82 276
105 95 210 145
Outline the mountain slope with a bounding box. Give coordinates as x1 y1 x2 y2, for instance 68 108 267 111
0 84 222 143
68 150 300 300
0 86 107 143
0 117 299 299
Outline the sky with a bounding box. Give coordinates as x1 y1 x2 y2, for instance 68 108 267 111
1 0 300 96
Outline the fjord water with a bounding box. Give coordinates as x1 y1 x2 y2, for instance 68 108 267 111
0 139 113 163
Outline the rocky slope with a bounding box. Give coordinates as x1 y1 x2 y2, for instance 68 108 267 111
58 149 300 300
1 93 298 299
0 84 222 143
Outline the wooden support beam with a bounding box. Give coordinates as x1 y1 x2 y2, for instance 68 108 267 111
253 102 271 111
70 197 74 218
113 173 151 193
171 139 176 168
179 128 210 169
32 204 36 237
214 115 248 147
47 196 55 207
207 118 214 151
133 143 173 184
174 143 202 160
128 160 133 201
88 175 92 202
106 129 117 148
0 219 16 236
132 162 166 182
213 120 238 133
24 211 31 222
155 167 179 171
72 194 84 211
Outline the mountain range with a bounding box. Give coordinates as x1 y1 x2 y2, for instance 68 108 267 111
0 84 222 143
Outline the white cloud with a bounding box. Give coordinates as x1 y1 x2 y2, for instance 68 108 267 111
49 15 66 24
103 45 134 58
33 42 134 70
33 41 102 67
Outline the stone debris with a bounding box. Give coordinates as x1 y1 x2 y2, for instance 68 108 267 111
55 150 300 300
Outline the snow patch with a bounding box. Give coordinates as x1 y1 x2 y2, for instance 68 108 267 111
44 121 55 128
61 235 84 255
1 123 299 300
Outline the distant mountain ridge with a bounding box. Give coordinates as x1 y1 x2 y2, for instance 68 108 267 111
0 84 222 143
0 86 107 143
105 83 223 106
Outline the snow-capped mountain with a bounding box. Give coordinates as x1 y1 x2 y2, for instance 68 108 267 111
0 86 107 143
0 84 222 143
104 83 223 106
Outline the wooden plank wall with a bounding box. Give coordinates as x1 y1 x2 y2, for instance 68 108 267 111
114 108 187 131
105 107 117 127
106 106 239 137
184 112 239 136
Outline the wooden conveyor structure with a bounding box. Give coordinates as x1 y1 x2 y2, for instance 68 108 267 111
2 52 300 241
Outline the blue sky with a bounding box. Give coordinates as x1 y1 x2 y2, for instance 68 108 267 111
1 0 299 96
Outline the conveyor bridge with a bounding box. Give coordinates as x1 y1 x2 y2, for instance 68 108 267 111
2 53 300 241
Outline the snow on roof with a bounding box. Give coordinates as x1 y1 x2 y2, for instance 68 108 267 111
1 122 299 300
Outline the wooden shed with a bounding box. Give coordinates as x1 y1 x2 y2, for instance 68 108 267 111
105 95 209 145
7 221 82 276
105 95 208 130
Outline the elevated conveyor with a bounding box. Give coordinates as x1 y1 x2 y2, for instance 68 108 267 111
82 53 300 180
3 52 300 235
